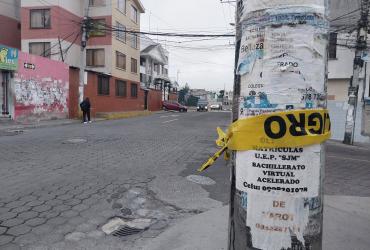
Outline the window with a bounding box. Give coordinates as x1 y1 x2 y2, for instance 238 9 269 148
140 73 145 82
140 57 145 66
131 83 138 97
30 9 50 28
329 33 337 59
117 0 126 13
29 42 51 58
130 5 138 23
98 75 110 95
116 51 126 70
131 58 138 73
116 22 126 42
130 34 138 49
89 19 106 37
86 49 105 67
154 64 160 74
89 0 105 6
116 80 127 97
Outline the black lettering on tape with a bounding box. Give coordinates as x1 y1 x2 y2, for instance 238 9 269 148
308 112 323 134
264 116 287 139
287 113 307 137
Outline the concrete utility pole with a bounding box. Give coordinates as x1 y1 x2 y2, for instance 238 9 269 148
343 0 370 145
229 1 328 249
79 0 89 103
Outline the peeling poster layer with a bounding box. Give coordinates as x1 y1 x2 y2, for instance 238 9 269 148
236 1 328 249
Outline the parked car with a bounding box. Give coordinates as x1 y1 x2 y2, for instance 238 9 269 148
163 100 188 112
197 100 208 112
210 103 223 110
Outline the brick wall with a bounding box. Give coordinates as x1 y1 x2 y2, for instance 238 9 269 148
84 72 145 117
68 67 80 118
148 89 162 111
169 93 178 102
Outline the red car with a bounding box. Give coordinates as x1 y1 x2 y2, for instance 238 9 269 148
162 101 188 112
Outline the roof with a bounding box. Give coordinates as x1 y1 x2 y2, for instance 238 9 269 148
141 44 158 54
133 0 145 13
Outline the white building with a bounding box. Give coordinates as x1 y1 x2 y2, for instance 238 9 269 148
140 35 177 101
329 0 370 143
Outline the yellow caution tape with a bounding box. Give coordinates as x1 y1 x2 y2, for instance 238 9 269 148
198 109 331 172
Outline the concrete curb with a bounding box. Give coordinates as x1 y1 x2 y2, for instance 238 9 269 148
0 110 163 133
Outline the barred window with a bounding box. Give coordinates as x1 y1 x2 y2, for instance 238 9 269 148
30 9 50 28
98 75 110 95
116 80 127 97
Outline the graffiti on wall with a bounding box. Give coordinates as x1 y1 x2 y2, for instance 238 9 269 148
14 76 68 117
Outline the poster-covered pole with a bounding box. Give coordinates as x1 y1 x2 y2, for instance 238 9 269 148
228 1 329 249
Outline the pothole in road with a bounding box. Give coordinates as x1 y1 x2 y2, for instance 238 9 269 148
103 179 191 240
186 175 216 186
63 138 88 144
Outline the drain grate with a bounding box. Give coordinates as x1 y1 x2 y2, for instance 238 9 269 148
112 226 144 237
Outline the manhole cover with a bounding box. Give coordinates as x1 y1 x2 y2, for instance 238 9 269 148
3 130 25 136
63 138 87 144
112 226 144 237
102 217 151 237
186 175 216 186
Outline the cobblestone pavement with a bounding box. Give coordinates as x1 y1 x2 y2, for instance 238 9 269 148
0 112 229 249
325 140 370 197
0 112 369 249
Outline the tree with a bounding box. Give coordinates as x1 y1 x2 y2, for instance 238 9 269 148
219 90 225 98
218 90 225 102
186 95 199 107
178 83 190 104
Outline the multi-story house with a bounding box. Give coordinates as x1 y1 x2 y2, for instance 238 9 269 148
20 0 145 117
0 1 20 119
140 35 177 102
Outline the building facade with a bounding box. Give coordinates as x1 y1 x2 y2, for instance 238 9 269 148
140 36 177 102
0 0 21 50
19 0 145 117
329 0 370 143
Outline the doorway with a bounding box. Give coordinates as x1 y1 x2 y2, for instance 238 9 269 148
144 90 148 110
0 71 10 117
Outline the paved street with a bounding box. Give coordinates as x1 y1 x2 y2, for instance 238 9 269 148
0 111 369 249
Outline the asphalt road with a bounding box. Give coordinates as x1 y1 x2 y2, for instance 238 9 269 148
0 111 369 249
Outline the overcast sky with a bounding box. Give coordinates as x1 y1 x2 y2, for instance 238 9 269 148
140 0 236 92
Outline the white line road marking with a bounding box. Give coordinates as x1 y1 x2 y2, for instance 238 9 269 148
327 155 370 164
162 119 179 124
160 115 169 118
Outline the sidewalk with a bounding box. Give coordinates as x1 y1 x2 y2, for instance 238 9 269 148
0 119 80 135
0 111 168 135
139 195 370 250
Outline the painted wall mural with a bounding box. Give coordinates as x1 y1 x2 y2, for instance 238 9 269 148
13 52 69 121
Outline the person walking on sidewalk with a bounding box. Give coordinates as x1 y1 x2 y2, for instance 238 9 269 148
80 97 91 124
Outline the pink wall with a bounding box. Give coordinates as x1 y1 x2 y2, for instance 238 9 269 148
21 6 82 45
13 51 69 122
0 15 21 49
21 6 112 46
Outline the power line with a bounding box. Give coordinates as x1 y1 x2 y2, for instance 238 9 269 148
100 23 235 38
329 8 361 22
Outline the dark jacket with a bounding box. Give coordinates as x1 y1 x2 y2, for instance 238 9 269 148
80 100 91 112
